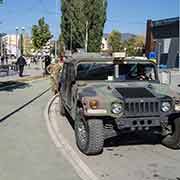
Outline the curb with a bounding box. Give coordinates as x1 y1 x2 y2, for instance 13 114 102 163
44 95 99 180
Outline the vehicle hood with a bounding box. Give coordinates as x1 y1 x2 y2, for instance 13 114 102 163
77 81 179 101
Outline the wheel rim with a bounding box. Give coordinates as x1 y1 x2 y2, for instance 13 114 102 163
77 120 88 148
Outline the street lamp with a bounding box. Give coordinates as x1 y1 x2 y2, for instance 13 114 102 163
16 27 25 57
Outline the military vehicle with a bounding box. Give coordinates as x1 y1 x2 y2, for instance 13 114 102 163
59 53 180 155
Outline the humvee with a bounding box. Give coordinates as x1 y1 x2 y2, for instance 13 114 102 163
59 53 180 155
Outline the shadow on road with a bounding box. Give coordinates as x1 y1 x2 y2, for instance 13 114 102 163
64 111 161 148
65 113 75 130
0 81 30 92
104 132 161 148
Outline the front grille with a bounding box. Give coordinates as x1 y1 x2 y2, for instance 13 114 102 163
125 99 160 117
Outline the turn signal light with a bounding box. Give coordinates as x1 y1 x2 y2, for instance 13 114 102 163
89 100 98 109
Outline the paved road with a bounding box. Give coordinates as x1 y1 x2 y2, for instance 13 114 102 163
171 71 180 93
48 97 180 180
0 79 81 180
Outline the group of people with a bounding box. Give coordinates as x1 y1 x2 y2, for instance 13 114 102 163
16 55 52 77
16 55 53 77
1 54 57 78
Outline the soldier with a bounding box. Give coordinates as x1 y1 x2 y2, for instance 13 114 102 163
47 62 63 94
1 55 4 65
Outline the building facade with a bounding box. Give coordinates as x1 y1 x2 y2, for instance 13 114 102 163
2 34 19 56
145 17 179 69
101 33 109 51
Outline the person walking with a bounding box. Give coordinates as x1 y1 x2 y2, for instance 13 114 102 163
16 56 27 77
44 55 52 75
26 57 31 68
5 56 8 64
1 55 5 65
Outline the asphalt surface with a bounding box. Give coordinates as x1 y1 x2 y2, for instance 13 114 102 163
0 79 81 180
170 71 180 93
48 97 180 180
0 71 179 180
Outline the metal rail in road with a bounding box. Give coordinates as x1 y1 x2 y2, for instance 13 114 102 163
0 85 51 122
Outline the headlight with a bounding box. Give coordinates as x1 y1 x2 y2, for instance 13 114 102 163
175 100 180 112
161 102 171 112
112 103 123 114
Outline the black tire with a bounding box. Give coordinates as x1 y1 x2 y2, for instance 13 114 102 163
162 117 180 149
59 95 65 116
75 108 104 155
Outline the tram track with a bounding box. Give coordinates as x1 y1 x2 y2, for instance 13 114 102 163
0 80 51 122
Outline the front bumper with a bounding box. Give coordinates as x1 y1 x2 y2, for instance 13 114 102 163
115 116 168 131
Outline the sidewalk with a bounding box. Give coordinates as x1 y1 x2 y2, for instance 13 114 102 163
0 63 44 82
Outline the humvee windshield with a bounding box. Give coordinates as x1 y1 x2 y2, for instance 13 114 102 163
77 63 157 81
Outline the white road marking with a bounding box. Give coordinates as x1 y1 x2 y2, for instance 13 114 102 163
45 95 99 180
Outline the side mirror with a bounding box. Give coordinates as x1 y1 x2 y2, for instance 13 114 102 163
159 71 171 85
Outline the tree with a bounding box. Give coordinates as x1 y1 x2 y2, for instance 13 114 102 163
108 30 122 52
61 0 107 52
123 35 145 56
85 0 107 52
32 17 52 50
61 0 86 50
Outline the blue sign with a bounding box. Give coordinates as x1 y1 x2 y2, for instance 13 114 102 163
148 52 157 59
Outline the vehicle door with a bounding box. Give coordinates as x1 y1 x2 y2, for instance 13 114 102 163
66 63 76 109
60 63 68 102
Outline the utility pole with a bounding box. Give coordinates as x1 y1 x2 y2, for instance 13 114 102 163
55 0 58 60
17 27 25 57
85 21 88 52
157 40 161 70
70 20 72 54
55 40 57 59
16 27 19 58
0 36 2 56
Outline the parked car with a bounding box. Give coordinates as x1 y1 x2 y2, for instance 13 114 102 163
59 53 180 155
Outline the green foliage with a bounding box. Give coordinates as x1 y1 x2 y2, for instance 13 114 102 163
108 30 122 52
85 0 107 52
123 36 145 56
32 17 52 50
58 35 65 56
61 0 107 52
61 0 85 50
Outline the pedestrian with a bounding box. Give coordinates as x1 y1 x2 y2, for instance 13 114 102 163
26 57 31 68
16 56 27 77
44 55 52 75
5 56 8 64
1 55 5 65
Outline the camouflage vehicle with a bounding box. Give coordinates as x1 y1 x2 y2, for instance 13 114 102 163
59 53 180 155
